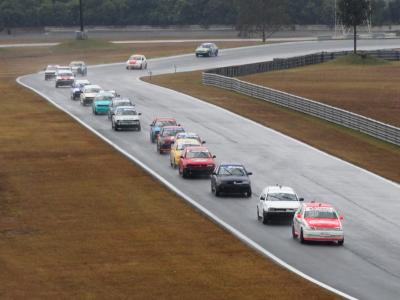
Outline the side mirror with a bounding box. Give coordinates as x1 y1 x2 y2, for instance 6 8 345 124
212 172 217 175
177 124 181 126
180 155 184 159
201 141 206 144
299 198 304 202
212 155 216 158
296 213 302 219
339 216 344 220
138 113 142 116
247 172 252 176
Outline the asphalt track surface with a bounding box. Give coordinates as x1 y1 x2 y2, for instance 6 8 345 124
20 40 400 300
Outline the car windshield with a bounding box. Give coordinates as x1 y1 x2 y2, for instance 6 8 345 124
304 208 338 219
201 44 211 48
47 66 57 71
59 72 73 76
177 143 199 150
115 101 132 107
186 151 211 158
156 120 177 127
117 109 137 116
219 166 246 176
267 193 298 201
162 128 184 137
96 94 113 101
70 62 83 67
86 88 100 93
130 56 142 60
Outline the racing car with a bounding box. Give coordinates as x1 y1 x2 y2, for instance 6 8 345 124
92 90 116 115
149 117 178 143
170 138 201 168
156 125 185 154
126 54 147 70
195 42 219 57
70 79 90 100
80 84 102 106
292 201 344 245
55 70 75 88
211 163 252 197
178 146 216 178
69 61 87 76
44 64 59 80
111 106 141 131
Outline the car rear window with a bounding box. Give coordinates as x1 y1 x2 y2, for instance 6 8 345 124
304 208 337 219
267 193 297 201
187 151 211 158
156 120 177 127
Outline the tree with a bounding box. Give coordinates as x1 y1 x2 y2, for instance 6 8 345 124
236 0 288 43
337 0 370 54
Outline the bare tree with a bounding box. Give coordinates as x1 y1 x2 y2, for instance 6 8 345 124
337 0 370 54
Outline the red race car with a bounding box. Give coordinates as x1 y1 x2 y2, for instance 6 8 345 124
156 125 185 153
178 146 216 178
292 202 344 245
150 117 178 143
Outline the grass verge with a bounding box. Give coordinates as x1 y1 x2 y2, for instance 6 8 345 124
0 41 338 298
240 56 400 127
143 71 400 183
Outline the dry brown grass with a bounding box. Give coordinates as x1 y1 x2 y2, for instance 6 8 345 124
241 60 400 127
144 71 400 183
0 42 338 298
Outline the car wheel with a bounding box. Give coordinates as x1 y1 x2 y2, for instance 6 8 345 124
182 169 188 178
246 189 252 198
215 186 220 197
215 50 219 56
257 207 261 221
338 239 344 246
172 159 176 169
55 84 58 88
261 211 269 225
137 125 141 131
300 229 305 244
292 225 297 239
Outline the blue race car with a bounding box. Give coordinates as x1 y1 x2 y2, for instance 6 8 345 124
70 79 90 100
92 90 117 115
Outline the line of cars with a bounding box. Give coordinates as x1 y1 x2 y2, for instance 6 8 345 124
43 53 345 246
148 116 345 245
44 60 142 131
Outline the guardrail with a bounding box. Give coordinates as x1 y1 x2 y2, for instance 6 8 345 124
207 50 400 77
203 73 400 145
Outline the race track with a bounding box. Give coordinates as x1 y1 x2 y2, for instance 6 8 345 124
20 39 400 300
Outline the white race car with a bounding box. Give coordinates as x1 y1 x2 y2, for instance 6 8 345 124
292 202 344 245
257 185 303 224
112 106 141 131
80 84 102 106
126 54 147 70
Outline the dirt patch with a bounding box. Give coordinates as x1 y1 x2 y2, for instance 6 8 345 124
240 60 400 127
143 71 400 183
0 43 338 298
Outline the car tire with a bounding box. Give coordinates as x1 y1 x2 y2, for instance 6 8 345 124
257 207 261 221
292 225 297 239
300 229 305 244
246 189 252 198
215 187 220 197
182 169 188 178
215 50 219 56
137 125 141 131
261 211 269 225
338 239 344 246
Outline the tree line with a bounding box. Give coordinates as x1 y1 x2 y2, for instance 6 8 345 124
0 0 399 30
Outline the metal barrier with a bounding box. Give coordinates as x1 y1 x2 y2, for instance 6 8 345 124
202 71 400 146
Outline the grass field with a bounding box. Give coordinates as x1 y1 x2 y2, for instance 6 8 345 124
0 40 338 299
240 55 400 127
144 67 400 183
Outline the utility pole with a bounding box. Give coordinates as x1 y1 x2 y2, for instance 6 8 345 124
79 0 84 32
76 0 87 39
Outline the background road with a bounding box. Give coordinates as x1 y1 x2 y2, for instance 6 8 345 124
21 39 400 300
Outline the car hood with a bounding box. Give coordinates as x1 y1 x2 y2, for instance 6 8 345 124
94 100 112 105
186 158 214 164
115 115 140 121
83 93 97 98
305 218 341 228
219 175 249 182
196 47 209 52
267 201 300 209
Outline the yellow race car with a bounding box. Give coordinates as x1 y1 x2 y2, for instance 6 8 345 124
170 138 201 168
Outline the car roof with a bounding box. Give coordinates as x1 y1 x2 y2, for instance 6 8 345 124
219 163 244 167
162 125 183 129
75 79 90 83
303 202 334 209
264 185 296 194
115 105 136 110
154 117 176 121
84 84 101 89
185 146 209 151
176 138 201 145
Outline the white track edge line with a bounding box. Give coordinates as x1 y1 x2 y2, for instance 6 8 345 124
17 74 357 300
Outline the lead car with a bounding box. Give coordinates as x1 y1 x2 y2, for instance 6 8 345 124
292 202 344 246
